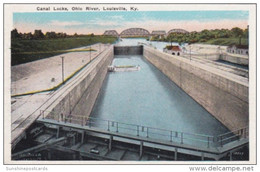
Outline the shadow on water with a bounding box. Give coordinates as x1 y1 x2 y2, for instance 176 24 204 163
141 56 231 136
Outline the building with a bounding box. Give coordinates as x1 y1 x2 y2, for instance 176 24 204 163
227 45 249 56
163 45 182 56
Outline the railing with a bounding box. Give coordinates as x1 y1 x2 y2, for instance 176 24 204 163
40 110 248 149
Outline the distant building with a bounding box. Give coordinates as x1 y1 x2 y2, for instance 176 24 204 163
151 30 166 39
103 30 119 37
163 45 182 56
227 45 249 56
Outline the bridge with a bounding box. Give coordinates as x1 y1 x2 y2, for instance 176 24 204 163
120 28 150 37
151 30 166 36
103 30 119 37
167 28 189 35
103 28 189 37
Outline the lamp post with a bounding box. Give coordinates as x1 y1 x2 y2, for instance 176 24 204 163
60 56 64 84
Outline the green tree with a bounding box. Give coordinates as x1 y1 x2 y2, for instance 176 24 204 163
231 27 243 37
243 28 249 38
45 32 57 39
167 33 175 46
33 30 44 39
22 32 33 40
11 29 20 40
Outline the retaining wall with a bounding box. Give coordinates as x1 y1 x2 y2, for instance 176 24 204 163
143 46 248 131
220 53 249 65
45 46 114 123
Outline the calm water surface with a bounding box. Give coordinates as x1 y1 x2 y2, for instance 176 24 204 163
90 56 229 146
90 39 230 147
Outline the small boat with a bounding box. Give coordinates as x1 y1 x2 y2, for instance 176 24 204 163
108 65 140 72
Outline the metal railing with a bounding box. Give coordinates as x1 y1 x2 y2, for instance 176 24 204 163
40 110 248 149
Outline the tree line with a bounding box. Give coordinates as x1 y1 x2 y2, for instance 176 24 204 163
11 29 95 40
150 27 248 45
12 27 248 45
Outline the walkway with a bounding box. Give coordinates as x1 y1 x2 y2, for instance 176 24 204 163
11 43 111 148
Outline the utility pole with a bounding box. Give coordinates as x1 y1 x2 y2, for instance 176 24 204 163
90 45 92 61
60 56 64 84
189 45 191 61
247 25 249 46
239 35 242 45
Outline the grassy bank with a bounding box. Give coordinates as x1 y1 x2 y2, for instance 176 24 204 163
201 37 248 46
11 36 117 66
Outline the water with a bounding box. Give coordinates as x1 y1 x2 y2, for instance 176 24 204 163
90 52 230 147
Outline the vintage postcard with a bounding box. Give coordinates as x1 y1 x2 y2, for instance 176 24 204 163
3 3 257 166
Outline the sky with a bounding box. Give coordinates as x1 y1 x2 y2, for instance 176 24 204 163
13 11 249 35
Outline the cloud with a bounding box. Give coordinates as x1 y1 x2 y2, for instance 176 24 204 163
49 20 84 26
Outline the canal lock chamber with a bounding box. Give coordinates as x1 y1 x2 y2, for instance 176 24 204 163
12 44 249 161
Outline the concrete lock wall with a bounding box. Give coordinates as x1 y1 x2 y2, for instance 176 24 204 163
220 53 249 66
114 45 143 55
45 46 114 124
143 46 248 131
